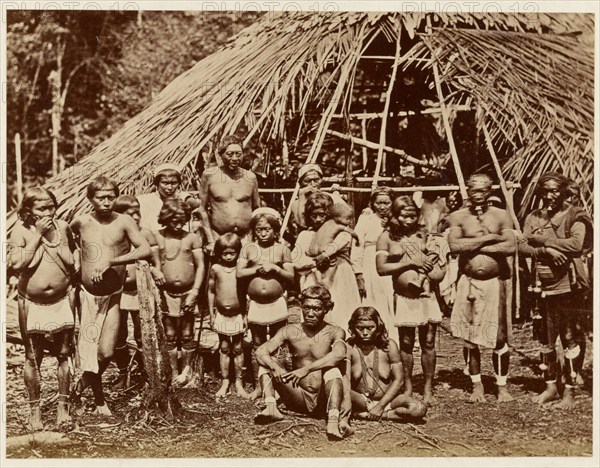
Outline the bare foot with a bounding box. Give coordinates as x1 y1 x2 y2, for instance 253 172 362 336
423 389 437 406
235 380 250 399
28 405 44 432
338 419 355 438
56 401 72 424
496 385 514 403
532 384 559 405
172 366 192 388
326 420 343 441
555 387 577 410
254 403 284 424
215 380 230 398
95 403 112 416
469 381 485 402
248 387 261 401
183 373 202 389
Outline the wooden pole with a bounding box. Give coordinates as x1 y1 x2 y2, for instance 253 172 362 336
432 62 468 201
326 129 438 169
481 120 521 232
278 51 358 238
15 133 23 204
372 32 401 190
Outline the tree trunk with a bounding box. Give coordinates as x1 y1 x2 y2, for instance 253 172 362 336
136 262 179 419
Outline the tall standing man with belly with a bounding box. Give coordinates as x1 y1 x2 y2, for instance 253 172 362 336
198 135 261 252
448 174 516 403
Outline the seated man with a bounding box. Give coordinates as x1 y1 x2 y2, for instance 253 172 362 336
254 284 352 440
347 307 427 421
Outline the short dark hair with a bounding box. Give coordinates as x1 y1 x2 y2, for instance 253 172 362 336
113 195 139 214
250 213 281 241
153 170 182 187
87 176 119 199
299 284 333 311
218 135 243 155
157 198 190 226
536 171 570 195
213 232 242 260
18 187 58 225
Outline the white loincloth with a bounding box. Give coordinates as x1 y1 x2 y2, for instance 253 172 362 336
213 310 245 336
120 290 139 311
77 286 122 373
247 296 288 325
394 293 442 327
24 292 74 336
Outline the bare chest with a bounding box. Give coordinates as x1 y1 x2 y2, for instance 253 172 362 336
209 177 253 203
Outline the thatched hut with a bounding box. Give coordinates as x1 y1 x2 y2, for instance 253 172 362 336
38 12 594 224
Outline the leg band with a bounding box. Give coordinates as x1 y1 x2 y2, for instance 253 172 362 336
470 374 481 383
323 367 342 383
495 374 507 386
328 409 340 421
265 396 276 404
564 345 581 381
181 339 196 352
494 343 509 356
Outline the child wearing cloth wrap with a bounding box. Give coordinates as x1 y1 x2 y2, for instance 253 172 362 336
208 233 249 399
237 207 294 400
10 187 78 431
447 173 516 403
154 198 205 388
520 172 592 410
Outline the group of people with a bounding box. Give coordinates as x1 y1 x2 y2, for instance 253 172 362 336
8 134 592 440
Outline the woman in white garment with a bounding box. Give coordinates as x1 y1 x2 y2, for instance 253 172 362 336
351 187 395 334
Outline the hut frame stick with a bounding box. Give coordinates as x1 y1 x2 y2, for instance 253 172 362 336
372 30 401 190
432 61 468 201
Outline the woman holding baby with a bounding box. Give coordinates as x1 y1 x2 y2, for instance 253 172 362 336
293 191 361 328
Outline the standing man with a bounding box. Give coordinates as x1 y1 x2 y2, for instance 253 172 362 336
448 173 516 403
70 176 152 415
138 163 191 232
254 285 352 441
520 172 592 409
198 135 260 252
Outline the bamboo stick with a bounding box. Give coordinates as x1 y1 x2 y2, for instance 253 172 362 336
15 133 23 204
331 105 473 119
326 129 439 169
432 61 468 200
372 30 401 189
481 120 521 232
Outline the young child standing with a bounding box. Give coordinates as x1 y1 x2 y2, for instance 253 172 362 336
111 195 164 390
70 176 152 415
237 207 294 400
208 233 248 398
9 187 77 430
154 198 205 387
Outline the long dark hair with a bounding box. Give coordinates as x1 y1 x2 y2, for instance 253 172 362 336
347 307 389 351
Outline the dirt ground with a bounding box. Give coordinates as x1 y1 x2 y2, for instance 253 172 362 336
5 317 594 459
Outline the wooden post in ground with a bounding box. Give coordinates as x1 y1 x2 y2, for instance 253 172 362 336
136 261 179 419
372 31 401 190
15 133 23 204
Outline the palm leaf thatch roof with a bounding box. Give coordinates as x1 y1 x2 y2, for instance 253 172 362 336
39 11 594 221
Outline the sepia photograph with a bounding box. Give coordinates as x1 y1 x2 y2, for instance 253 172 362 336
1 1 598 466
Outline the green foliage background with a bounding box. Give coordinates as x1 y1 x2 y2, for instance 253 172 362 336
6 10 261 209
